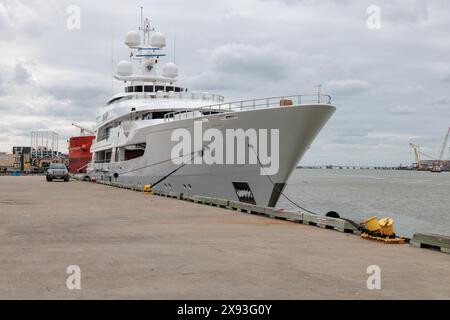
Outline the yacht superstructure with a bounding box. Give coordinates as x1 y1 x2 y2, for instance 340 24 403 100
87 11 335 207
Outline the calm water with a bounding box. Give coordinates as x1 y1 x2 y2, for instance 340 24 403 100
277 169 450 237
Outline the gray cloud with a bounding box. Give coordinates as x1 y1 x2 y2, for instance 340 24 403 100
325 79 372 96
206 43 293 81
0 0 450 165
12 62 32 84
388 105 417 115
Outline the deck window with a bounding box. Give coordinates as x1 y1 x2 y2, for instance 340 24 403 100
116 143 147 162
94 149 112 163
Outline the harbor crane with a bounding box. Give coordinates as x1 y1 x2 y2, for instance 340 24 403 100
72 123 95 136
431 127 450 172
438 127 450 162
439 127 450 160
409 143 422 169
409 143 435 170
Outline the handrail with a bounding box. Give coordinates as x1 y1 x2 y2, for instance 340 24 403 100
163 94 332 122
107 91 226 106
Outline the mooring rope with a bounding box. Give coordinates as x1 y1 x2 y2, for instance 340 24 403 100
248 144 320 215
112 141 361 228
248 144 362 229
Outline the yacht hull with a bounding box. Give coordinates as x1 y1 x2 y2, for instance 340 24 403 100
88 104 335 207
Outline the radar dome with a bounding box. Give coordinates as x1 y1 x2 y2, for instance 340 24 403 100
151 32 166 49
162 62 179 78
124 31 141 47
116 60 133 76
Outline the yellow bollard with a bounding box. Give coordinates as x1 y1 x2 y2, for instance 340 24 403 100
378 218 395 236
143 185 153 194
362 216 381 232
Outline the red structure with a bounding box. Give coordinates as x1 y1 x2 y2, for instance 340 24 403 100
68 135 95 173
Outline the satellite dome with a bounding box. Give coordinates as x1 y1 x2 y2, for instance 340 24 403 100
116 60 133 76
151 32 166 49
124 31 141 47
162 62 179 78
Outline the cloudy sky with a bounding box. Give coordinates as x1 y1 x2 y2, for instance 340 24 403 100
1 0 449 165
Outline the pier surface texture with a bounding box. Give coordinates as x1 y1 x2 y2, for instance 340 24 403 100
0 176 449 299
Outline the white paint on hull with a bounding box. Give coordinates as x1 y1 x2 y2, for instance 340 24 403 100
89 104 335 207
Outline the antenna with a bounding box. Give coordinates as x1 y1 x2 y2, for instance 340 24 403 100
140 7 145 45
174 32 177 63
111 24 114 94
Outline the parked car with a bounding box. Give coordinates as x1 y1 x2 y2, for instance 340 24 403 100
46 163 70 182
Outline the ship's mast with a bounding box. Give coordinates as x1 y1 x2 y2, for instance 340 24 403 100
139 7 154 47
114 8 178 84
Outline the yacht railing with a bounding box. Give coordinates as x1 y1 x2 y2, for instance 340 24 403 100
108 91 225 106
163 94 332 122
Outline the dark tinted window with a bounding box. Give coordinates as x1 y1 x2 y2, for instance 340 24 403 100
126 86 185 93
152 111 171 119
108 96 127 105
49 163 66 169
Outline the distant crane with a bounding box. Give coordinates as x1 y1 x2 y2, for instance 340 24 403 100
438 127 450 161
409 143 422 169
431 127 450 172
409 143 436 170
72 123 95 136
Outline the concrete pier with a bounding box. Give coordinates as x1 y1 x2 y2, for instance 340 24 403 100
0 176 449 299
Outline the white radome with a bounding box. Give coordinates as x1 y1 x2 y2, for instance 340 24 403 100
151 32 166 49
162 62 179 78
116 60 133 76
125 30 141 47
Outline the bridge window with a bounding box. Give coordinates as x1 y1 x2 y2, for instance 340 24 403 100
122 85 186 96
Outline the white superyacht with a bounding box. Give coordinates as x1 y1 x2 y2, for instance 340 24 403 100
87 12 335 207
